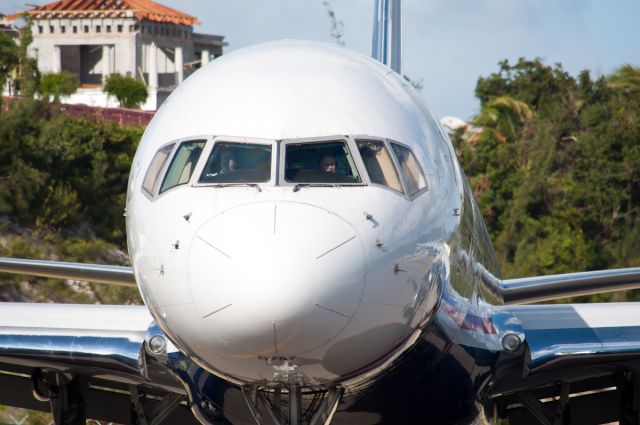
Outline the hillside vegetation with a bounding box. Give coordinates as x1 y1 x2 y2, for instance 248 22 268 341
452 59 640 301
0 98 143 304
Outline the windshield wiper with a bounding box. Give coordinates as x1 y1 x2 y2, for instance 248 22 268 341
210 183 262 192
293 183 340 192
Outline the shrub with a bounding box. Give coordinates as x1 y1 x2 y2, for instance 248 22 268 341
104 74 148 109
39 71 78 102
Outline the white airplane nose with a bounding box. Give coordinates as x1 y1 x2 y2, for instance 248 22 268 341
187 201 365 358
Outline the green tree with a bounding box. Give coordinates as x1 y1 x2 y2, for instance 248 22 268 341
39 71 79 102
608 64 640 96
0 31 19 98
0 95 145 308
104 74 148 109
13 16 40 98
455 58 640 302
472 96 532 144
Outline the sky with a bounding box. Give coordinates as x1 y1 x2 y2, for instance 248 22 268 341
3 0 639 120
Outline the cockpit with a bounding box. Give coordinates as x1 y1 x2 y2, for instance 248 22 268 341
200 141 272 184
141 136 428 199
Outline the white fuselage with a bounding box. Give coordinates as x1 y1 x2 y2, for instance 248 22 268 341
126 41 464 386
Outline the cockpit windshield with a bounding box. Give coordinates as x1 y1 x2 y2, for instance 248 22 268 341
199 142 272 184
357 140 404 193
285 140 361 184
144 135 427 198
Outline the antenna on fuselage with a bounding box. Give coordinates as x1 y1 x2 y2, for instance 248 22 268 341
371 0 402 74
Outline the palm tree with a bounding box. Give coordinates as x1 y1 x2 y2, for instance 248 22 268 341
0 31 20 97
471 96 533 144
608 64 640 96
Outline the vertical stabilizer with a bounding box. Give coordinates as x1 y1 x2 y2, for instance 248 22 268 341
371 0 402 74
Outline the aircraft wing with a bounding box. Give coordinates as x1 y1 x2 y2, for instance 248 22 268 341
0 258 201 424
499 267 640 304
489 302 640 424
0 302 202 424
0 257 136 286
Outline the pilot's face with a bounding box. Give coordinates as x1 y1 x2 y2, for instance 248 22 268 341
320 156 336 173
221 153 237 173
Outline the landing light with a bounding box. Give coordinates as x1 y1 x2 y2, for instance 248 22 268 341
502 333 522 352
148 334 167 354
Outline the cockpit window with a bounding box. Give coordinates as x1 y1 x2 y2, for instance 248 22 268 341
160 140 206 193
285 140 361 183
390 142 427 196
142 144 174 194
357 140 403 193
199 142 272 183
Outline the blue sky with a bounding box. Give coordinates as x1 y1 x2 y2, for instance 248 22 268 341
3 0 639 120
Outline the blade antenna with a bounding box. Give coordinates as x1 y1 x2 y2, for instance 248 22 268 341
371 0 402 74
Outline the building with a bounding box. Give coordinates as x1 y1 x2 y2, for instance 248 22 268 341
8 0 225 110
0 12 20 38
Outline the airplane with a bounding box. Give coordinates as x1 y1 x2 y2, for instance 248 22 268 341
1 0 640 424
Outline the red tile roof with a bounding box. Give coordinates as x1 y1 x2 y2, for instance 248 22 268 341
9 0 200 26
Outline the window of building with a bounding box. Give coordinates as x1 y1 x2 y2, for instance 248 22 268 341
160 140 206 193
130 24 135 32
117 24 123 33
142 144 175 195
38 26 43 34
72 26 78 33
49 26 54 33
284 140 361 184
390 142 427 197
60 26 66 33
106 25 111 33
356 140 403 193
96 25 101 33
84 25 89 33
200 142 272 184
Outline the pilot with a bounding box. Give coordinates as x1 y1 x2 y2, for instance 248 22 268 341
220 150 238 174
319 154 337 174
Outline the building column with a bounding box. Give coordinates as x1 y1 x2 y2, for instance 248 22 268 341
146 42 158 110
148 42 158 90
52 45 61 73
201 50 210 67
102 45 112 83
175 46 183 85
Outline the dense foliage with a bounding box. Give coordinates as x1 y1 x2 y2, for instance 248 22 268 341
39 71 79 102
453 58 640 301
104 73 148 109
0 97 143 304
0 20 39 107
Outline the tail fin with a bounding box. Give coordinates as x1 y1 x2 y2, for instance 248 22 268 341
371 0 402 73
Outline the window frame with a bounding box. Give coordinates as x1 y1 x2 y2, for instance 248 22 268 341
141 135 212 200
141 141 176 199
353 136 406 196
192 135 277 188
388 139 429 200
139 135 428 200
278 135 366 188
158 139 208 195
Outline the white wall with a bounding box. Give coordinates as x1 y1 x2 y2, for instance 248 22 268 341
32 17 138 78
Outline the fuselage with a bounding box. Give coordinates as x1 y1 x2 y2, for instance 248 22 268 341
125 41 501 404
